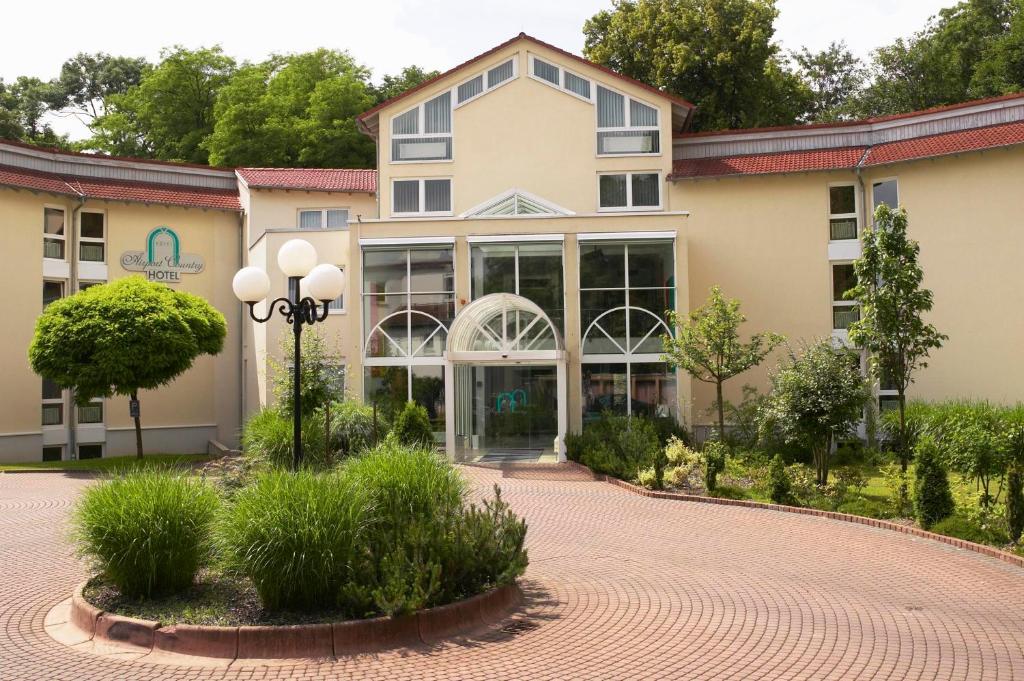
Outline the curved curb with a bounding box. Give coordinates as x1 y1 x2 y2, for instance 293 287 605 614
597 473 1024 570
61 581 522 664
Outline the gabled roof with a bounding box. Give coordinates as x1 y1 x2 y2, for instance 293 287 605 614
356 33 696 136
461 188 574 217
236 168 377 193
0 163 241 210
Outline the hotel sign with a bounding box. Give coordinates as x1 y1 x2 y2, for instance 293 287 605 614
121 227 204 283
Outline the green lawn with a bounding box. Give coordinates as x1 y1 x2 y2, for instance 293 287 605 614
0 453 211 472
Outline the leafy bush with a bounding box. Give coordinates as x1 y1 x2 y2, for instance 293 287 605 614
930 514 1009 546
1008 465 1024 543
880 461 914 517
218 469 369 610
913 435 955 530
702 440 727 492
328 400 382 456
768 454 792 504
73 470 219 598
579 441 627 478
708 484 748 500
837 497 888 519
650 416 690 448
573 413 662 481
665 437 698 467
391 401 435 447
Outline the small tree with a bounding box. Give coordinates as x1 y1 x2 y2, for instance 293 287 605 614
848 205 947 474
768 454 792 505
664 286 784 442
270 330 345 417
913 435 955 530
392 402 435 447
761 341 868 485
29 277 226 458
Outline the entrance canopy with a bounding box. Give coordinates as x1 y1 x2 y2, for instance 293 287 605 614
445 293 564 362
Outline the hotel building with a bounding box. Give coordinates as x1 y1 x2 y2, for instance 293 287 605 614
2 33 1023 462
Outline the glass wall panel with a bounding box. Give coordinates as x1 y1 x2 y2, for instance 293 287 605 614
630 363 677 419
470 243 564 333
412 365 445 441
364 366 408 418
363 250 408 294
579 243 626 289
410 247 454 293
471 245 516 297
628 242 674 288
582 363 628 422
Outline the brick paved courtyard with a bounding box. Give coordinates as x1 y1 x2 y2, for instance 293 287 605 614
3 465 1024 680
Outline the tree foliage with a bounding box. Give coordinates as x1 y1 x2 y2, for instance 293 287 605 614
370 65 440 104
663 286 784 440
583 0 810 130
847 205 947 471
51 53 150 120
29 277 226 457
791 41 866 122
760 341 868 485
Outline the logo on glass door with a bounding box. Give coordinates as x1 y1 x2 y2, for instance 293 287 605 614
495 389 528 413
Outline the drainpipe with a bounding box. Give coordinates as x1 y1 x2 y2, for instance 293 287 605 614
238 209 246 451
66 194 86 460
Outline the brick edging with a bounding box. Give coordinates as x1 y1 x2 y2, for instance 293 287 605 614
593 471 1024 570
67 580 522 661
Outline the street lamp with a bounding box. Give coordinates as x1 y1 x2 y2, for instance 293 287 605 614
232 238 345 469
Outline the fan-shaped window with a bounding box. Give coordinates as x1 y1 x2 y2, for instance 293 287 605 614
461 189 573 218
447 293 563 360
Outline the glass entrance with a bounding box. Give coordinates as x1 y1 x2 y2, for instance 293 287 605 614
455 364 558 457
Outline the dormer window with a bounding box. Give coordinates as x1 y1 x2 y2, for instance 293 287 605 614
596 85 660 155
391 91 452 162
456 59 517 106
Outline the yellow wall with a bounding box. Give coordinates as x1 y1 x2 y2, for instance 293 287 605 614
243 187 378 246
374 42 676 218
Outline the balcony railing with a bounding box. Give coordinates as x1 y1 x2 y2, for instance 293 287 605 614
44 239 64 259
79 243 105 262
832 305 860 330
829 218 858 241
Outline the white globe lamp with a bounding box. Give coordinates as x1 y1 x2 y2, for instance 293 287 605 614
232 266 271 303
277 239 317 277
306 263 346 301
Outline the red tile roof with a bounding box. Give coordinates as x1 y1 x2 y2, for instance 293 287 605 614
237 168 376 193
0 164 241 210
356 33 695 131
671 121 1024 179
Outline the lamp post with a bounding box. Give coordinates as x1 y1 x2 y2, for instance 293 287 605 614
232 238 345 469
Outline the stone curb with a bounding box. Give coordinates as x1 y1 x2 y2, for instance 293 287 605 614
596 472 1024 570
69 581 522 662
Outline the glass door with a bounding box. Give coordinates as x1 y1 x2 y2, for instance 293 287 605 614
455 364 558 455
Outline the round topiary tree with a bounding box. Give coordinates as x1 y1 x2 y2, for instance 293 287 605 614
913 434 955 530
29 276 226 458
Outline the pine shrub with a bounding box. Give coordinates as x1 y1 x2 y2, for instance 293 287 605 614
913 435 955 530
768 454 792 505
72 470 219 598
391 401 435 446
702 440 727 492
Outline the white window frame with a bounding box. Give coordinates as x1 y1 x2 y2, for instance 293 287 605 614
871 177 900 212
597 171 663 212
78 209 106 263
391 178 454 217
827 182 859 242
43 204 66 261
41 378 63 428
297 207 350 230
77 400 104 425
595 84 661 157
454 58 518 108
527 53 594 103
831 261 859 331
468 239 568 334
390 91 454 164
43 279 65 308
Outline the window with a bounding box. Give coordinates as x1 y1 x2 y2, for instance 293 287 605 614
78 444 102 460
79 281 101 292
456 59 516 107
79 211 105 262
829 185 858 240
832 263 859 330
529 55 592 102
564 71 591 99
598 172 661 211
487 60 514 88
43 280 64 308
471 242 565 332
42 446 62 462
391 91 452 162
42 378 62 427
579 240 677 421
596 85 660 155
362 246 454 441
873 179 898 211
299 208 349 230
392 178 452 216
532 58 560 85
44 207 65 259
78 401 103 424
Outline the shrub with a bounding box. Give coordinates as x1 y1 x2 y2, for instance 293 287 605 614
391 401 435 447
837 497 887 519
931 514 1009 546
1007 466 1024 543
636 467 658 489
241 407 338 470
768 454 792 505
913 435 955 530
579 441 627 478
708 484 747 500
574 413 661 481
72 470 219 598
650 416 690 447
665 437 699 467
218 469 369 611
702 440 727 492
327 400 381 457
881 461 914 517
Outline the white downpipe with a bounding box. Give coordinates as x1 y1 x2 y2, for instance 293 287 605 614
444 361 456 459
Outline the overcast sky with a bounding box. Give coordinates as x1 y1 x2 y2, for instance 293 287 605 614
2 0 953 138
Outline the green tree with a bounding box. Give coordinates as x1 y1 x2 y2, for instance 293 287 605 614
847 205 947 474
0 76 68 146
370 65 440 104
90 46 235 163
583 0 810 130
663 286 784 441
29 277 226 458
51 52 150 121
269 330 345 417
791 41 866 122
913 434 955 529
206 49 375 168
760 341 868 485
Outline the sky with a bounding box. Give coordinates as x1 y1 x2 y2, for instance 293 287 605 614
1 0 955 139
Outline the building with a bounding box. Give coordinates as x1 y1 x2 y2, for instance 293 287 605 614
2 33 1023 463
